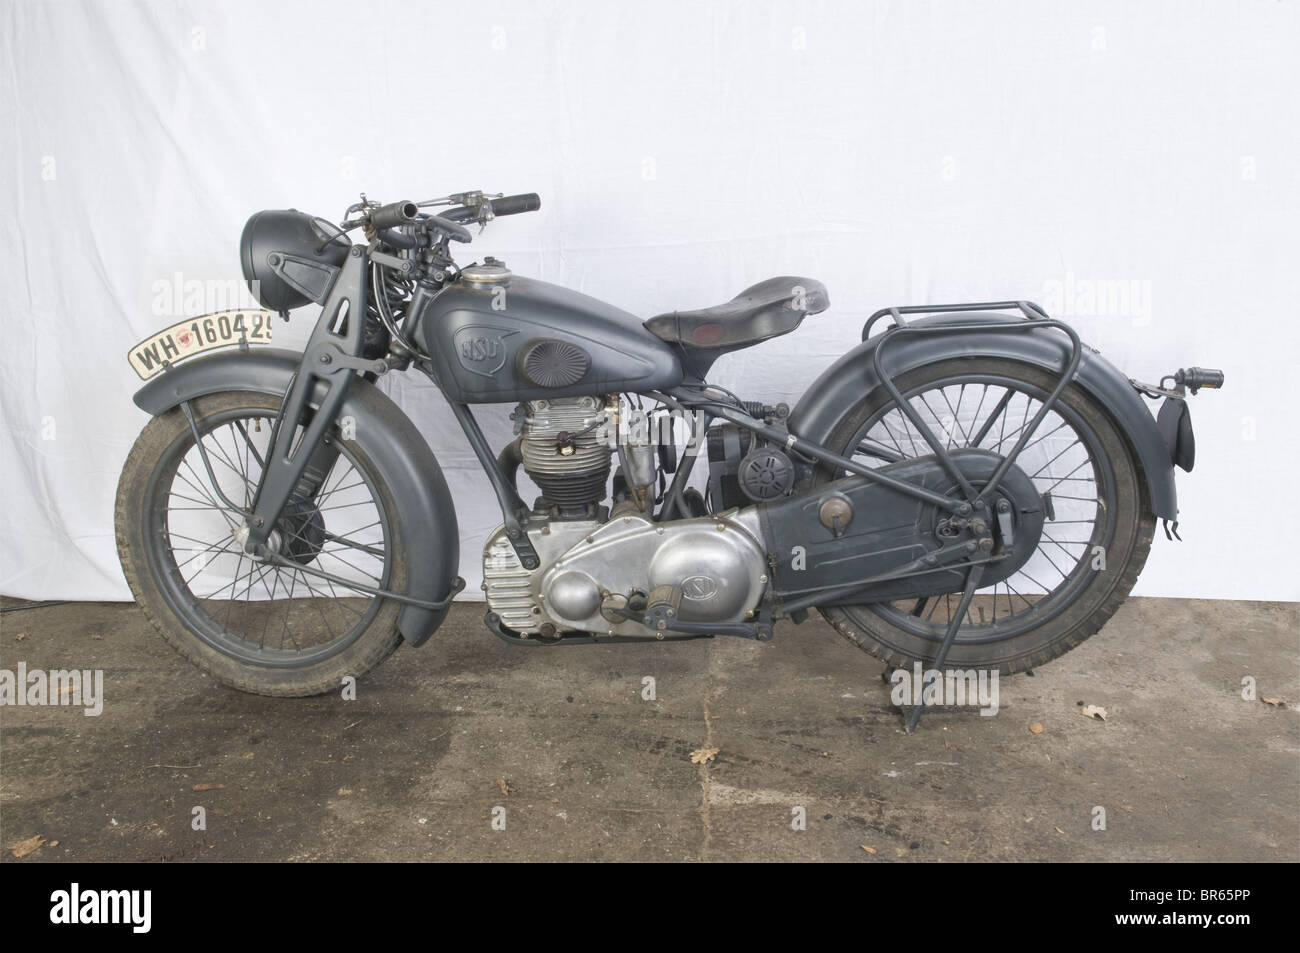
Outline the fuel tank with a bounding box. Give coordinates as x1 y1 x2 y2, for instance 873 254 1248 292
412 268 684 403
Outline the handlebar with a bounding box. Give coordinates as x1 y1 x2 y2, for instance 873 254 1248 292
442 193 541 223
379 214 473 247
368 200 419 230
361 191 540 252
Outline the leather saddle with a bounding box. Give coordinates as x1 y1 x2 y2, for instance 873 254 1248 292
644 276 829 352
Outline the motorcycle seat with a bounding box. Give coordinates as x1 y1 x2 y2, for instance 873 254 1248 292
644 276 829 351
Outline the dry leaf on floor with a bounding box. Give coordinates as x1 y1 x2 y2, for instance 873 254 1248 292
496 777 511 796
192 783 225 792
1261 697 1286 708
13 632 26 641
10 834 45 858
690 746 720 765
1080 705 1108 721
1029 722 1044 734
1054 826 1065 834
861 845 878 854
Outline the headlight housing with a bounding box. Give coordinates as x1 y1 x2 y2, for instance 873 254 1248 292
239 209 351 312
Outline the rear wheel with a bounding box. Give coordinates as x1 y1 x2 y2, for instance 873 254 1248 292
116 391 407 696
813 357 1155 673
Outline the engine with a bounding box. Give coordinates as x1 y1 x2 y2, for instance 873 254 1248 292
484 395 770 638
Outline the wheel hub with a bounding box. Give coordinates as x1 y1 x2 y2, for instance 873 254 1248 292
277 498 327 565
234 497 326 565
924 451 1047 590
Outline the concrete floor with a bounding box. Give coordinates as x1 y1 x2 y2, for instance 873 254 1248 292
1 596 1296 862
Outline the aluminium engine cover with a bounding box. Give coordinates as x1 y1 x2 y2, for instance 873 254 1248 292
538 513 767 633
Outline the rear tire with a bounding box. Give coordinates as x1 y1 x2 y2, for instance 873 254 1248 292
116 391 407 697
812 357 1155 674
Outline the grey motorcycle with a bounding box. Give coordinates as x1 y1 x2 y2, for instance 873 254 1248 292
116 191 1222 718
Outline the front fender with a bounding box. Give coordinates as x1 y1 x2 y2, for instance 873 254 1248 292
133 348 459 645
787 315 1178 519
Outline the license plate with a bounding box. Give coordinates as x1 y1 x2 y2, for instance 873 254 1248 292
127 310 274 380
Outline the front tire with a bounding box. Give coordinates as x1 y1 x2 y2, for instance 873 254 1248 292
812 357 1155 674
116 391 408 696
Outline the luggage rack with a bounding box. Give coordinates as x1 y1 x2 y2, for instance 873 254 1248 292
862 299 1053 340
858 300 1085 730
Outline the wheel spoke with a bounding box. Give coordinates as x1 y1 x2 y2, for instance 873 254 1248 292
831 369 1117 644
149 406 390 665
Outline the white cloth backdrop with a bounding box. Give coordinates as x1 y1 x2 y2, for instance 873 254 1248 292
2 0 1296 602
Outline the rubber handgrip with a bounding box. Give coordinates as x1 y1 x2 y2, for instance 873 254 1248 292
370 201 419 230
491 193 541 216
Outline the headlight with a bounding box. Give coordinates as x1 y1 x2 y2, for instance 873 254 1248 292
239 210 351 312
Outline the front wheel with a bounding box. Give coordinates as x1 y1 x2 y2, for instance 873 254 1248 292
812 357 1155 674
116 391 408 696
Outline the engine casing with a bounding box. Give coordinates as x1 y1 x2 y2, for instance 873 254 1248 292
483 511 768 637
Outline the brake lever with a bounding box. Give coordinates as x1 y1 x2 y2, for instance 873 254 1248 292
416 190 501 206
432 190 504 231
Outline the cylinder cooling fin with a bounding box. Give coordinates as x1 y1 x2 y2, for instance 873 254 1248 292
519 396 614 512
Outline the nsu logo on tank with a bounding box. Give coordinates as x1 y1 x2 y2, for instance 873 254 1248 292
454 325 517 377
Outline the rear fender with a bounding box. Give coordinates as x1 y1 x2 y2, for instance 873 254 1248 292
787 314 1178 519
133 348 459 645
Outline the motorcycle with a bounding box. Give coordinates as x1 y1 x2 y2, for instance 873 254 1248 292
116 190 1222 718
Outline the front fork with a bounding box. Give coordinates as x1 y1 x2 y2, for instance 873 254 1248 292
239 245 387 554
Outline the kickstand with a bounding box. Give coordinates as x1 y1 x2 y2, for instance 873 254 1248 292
904 564 986 733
